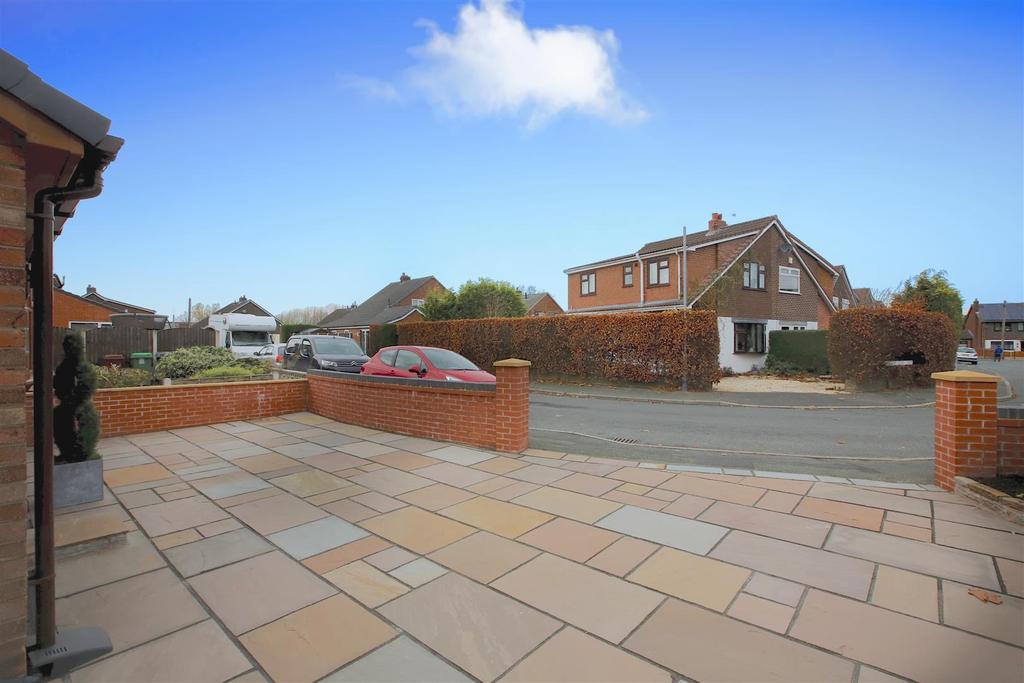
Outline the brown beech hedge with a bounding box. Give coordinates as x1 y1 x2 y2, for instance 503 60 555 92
828 307 956 387
397 310 721 390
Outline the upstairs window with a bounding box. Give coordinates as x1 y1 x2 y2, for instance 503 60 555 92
743 262 766 290
832 296 840 307
580 272 596 296
648 259 670 286
623 264 633 287
779 266 801 294
411 298 424 307
841 298 850 309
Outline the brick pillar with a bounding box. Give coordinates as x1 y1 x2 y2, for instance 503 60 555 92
493 359 531 453
932 370 1000 491
0 132 27 677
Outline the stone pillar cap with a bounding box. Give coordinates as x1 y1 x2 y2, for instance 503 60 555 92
931 370 1000 383
493 358 532 368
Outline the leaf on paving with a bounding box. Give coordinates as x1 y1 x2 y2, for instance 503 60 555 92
967 587 1003 604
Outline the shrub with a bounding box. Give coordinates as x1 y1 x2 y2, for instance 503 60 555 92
398 310 720 390
94 365 152 388
193 365 269 379
54 334 100 462
280 323 311 342
156 346 237 378
766 330 830 375
368 323 397 355
828 307 956 387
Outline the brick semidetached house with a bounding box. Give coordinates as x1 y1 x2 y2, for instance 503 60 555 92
962 300 1024 354
0 49 123 677
565 214 859 372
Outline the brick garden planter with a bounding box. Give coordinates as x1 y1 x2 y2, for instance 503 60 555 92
54 459 104 509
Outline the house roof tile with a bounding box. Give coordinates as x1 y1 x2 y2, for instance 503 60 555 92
319 276 438 328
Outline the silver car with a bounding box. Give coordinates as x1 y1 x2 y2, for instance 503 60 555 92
956 346 978 365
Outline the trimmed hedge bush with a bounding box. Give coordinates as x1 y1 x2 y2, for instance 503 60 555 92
193 365 270 379
94 365 152 388
368 323 397 355
766 330 830 375
280 323 310 342
398 310 721 390
828 307 956 387
156 346 237 379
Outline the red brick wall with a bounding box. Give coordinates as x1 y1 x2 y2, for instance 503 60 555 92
52 289 114 327
0 121 28 678
997 415 1024 476
933 372 999 490
26 379 307 439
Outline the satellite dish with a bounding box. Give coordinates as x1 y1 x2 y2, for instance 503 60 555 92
779 243 793 254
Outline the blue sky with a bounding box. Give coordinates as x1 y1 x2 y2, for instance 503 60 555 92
2 0 1021 316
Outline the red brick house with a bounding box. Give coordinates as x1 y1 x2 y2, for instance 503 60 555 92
564 214 857 372
962 300 1024 355
524 291 564 316
317 274 446 351
53 280 154 328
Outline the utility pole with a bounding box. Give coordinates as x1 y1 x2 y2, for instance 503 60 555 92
187 297 192 325
1002 300 1008 356
682 225 688 307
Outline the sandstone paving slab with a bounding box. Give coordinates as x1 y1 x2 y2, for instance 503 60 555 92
698 500 832 547
239 593 396 683
586 536 659 576
426 444 495 466
233 452 300 474
886 510 932 528
793 496 885 531
188 550 336 634
825 525 1001 590
883 519 932 542
198 518 242 537
323 560 409 607
165 527 273 577
607 466 675 487
272 441 335 459
102 462 174 488
385 436 444 453
551 471 621 496
472 455 529 475
322 498 380 522
807 482 931 516
153 529 202 549
115 489 161 509
513 486 622 524
488 480 542 501
370 450 440 471
304 431 362 447
727 593 795 633
754 490 801 513
517 517 621 562
298 451 370 472
379 572 560 682
303 536 391 574
56 530 164 597
933 519 1024 561
68 619 250 683
502 627 672 683
712 530 875 599
347 467 434 497
360 506 476 554
266 515 369 560
743 572 805 607
57 567 207 653
217 487 282 508
624 597 855 682
998 557 1024 597
790 589 1024 683
740 475 813 494
351 491 407 513
191 470 271 500
661 493 715 518
389 557 447 587
427 531 540 583
558 460 621 476
415 461 496 488
397 482 476 510
628 546 750 611
440 496 553 538
466 475 516 494
337 440 402 458
505 463 572 485
230 492 327 535
596 505 727 555
131 496 229 537
270 469 349 497
306 484 368 505
658 474 765 505
942 580 1024 647
602 489 668 511
364 546 418 571
492 553 663 643
323 635 472 682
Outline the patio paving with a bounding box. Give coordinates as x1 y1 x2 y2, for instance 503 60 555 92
49 412 1023 682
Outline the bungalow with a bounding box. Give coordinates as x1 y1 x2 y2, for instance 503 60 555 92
53 279 155 328
525 291 564 316
317 273 446 351
192 295 279 328
564 213 858 372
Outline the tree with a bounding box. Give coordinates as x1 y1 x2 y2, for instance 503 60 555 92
171 302 220 323
892 269 964 327
276 304 342 325
422 278 528 320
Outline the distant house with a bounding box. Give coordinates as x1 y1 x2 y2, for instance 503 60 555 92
317 274 446 350
962 300 1024 354
53 279 155 328
524 292 564 316
192 296 279 328
851 287 881 308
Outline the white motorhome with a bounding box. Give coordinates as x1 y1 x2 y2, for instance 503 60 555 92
207 314 277 359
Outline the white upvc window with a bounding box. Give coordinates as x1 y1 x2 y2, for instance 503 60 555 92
779 266 801 294
841 298 850 309
411 298 424 307
832 296 839 307
580 272 596 296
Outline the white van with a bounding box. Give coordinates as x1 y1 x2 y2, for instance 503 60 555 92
207 314 277 359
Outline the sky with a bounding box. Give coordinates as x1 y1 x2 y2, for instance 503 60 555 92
2 0 1021 317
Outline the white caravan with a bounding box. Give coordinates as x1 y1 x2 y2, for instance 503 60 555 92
207 314 277 359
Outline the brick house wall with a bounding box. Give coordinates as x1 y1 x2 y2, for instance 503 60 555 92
526 293 563 316
53 288 117 327
997 407 1024 476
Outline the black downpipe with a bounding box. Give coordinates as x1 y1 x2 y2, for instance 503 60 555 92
29 164 104 651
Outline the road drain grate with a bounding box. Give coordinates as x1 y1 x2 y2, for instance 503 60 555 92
611 437 639 445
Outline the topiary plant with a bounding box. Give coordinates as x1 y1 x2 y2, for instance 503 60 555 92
54 333 100 462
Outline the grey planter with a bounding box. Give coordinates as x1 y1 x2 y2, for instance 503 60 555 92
54 459 104 509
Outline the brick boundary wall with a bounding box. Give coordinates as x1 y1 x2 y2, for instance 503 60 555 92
26 379 308 440
307 360 531 453
932 370 1000 490
997 406 1024 476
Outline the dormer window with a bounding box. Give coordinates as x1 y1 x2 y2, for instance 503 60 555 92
623 265 633 287
648 260 669 287
580 272 596 296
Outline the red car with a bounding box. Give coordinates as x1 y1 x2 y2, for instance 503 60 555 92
361 346 495 383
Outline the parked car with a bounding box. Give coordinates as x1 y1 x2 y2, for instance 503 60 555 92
254 343 285 366
956 346 979 365
283 335 369 373
361 345 495 382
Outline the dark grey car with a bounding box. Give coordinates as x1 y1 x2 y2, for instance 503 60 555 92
283 335 369 373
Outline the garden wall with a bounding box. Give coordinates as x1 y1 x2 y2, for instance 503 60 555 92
398 310 720 389
997 406 1024 476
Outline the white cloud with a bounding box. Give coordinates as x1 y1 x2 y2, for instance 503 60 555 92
337 74 401 102
407 0 646 128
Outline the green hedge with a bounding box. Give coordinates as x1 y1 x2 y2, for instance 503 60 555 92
368 323 397 355
766 330 830 375
280 323 311 342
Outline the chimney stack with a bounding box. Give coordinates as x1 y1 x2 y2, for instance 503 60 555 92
86 284 96 295
399 273 411 282
708 213 728 231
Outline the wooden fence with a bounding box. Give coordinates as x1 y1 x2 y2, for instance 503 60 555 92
53 326 216 365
